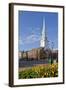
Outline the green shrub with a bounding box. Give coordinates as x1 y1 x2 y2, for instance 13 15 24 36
19 69 39 79
19 63 58 79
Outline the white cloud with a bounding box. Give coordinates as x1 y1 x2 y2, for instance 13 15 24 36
27 27 40 31
19 37 24 45
19 34 40 45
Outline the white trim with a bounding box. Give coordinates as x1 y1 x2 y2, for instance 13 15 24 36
14 5 63 85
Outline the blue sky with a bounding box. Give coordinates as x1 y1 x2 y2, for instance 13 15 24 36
18 11 58 51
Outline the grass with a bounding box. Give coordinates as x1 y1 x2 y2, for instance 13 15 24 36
19 63 58 79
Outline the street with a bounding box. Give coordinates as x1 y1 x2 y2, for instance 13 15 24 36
19 59 48 68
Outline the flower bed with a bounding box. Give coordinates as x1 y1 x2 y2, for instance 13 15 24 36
19 63 58 79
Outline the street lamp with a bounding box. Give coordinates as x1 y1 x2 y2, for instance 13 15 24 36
51 42 54 64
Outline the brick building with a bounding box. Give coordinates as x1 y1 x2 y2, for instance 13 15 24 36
19 48 58 61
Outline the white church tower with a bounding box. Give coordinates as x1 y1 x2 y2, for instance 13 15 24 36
40 18 48 49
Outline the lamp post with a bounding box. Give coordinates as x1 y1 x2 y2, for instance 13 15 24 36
47 40 51 64
51 42 54 64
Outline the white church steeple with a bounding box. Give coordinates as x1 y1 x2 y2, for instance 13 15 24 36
40 18 48 49
40 18 46 48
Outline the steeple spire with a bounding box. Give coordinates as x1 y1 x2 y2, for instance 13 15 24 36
40 18 46 48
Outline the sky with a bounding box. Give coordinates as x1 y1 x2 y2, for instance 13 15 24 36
18 11 58 51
